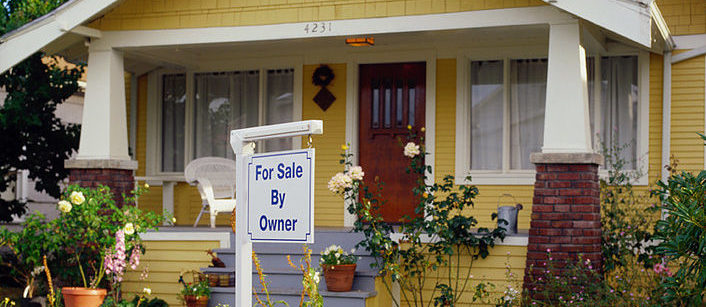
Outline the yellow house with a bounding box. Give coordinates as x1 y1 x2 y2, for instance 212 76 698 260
0 0 704 306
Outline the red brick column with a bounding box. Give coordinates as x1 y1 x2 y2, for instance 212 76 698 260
524 153 603 294
65 159 138 206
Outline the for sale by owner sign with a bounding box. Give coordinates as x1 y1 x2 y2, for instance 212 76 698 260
246 148 314 243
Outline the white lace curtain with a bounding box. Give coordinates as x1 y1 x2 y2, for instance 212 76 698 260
470 59 547 171
161 74 186 172
509 59 547 170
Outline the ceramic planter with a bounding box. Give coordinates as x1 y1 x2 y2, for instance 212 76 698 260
184 295 209 307
61 287 106 307
322 263 357 292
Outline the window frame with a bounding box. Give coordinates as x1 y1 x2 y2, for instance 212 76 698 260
146 59 303 177
455 51 649 186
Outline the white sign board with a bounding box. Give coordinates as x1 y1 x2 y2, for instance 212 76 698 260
246 148 314 243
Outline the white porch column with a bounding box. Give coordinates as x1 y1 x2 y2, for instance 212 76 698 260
541 21 592 153
76 42 130 161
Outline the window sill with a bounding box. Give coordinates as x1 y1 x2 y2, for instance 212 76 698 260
455 171 536 185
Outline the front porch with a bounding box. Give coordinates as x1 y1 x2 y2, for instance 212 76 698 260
129 226 528 306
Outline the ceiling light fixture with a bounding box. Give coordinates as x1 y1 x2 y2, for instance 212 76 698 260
345 37 374 47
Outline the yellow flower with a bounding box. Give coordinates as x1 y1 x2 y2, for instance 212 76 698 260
422 192 429 198
144 183 150 189
421 127 426 132
69 191 85 205
124 223 135 235
341 144 349 151
172 217 177 224
58 200 72 213
407 125 412 130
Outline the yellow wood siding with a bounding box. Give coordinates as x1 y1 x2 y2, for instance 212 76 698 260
657 0 706 35
122 240 220 306
88 0 545 31
400 245 526 306
302 63 347 227
648 54 664 184
670 53 705 173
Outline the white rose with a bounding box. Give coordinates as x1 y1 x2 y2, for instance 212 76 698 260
348 166 365 181
327 173 352 195
124 223 135 235
69 191 85 205
58 200 72 213
403 142 420 158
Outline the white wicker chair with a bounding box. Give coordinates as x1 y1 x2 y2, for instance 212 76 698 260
184 157 237 228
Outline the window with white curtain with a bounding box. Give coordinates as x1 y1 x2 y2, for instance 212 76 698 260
161 74 186 172
160 68 294 172
588 56 639 169
469 58 547 171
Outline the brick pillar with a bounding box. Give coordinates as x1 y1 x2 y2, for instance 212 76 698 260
524 153 603 295
65 159 138 206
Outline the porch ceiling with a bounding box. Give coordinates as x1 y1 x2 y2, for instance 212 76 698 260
123 25 552 72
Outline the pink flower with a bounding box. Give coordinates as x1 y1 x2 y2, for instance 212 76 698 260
129 248 141 270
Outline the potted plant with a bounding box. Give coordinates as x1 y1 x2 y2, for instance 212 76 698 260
319 245 357 292
178 279 211 307
51 184 166 307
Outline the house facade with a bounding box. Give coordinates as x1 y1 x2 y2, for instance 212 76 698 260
0 0 704 305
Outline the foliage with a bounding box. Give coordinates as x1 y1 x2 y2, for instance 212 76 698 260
0 213 56 297
0 298 15 307
649 133 706 305
319 245 356 266
101 295 168 307
0 0 81 222
252 251 287 306
332 127 505 306
178 279 211 301
288 245 323 307
51 184 166 290
600 139 659 273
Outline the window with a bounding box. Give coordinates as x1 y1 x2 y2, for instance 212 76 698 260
459 54 644 184
161 74 186 173
469 58 548 172
588 56 639 170
160 68 295 173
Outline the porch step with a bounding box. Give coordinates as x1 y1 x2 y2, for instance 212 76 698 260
200 266 378 292
209 286 375 307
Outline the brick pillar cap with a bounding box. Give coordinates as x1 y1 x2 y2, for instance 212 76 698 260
65 159 138 170
530 152 603 165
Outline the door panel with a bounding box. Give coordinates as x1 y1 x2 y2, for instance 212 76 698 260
359 62 425 223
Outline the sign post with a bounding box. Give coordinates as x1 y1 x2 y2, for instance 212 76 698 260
230 120 323 307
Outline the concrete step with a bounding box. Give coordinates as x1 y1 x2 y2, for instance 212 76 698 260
200 266 378 292
209 286 375 307
213 248 378 272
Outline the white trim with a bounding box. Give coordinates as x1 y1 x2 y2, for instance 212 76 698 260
390 232 528 246
0 0 119 74
343 50 437 227
662 51 672 184
94 7 572 50
67 25 102 38
545 0 651 47
636 51 650 186
129 74 138 159
671 45 706 64
139 231 231 249
673 34 706 50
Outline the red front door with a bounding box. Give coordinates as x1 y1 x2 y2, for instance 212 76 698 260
359 62 426 223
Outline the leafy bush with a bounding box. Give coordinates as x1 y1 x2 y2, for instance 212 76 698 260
650 135 706 305
319 245 356 266
330 128 505 306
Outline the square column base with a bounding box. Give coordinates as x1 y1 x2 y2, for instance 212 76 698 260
524 153 603 300
65 159 138 206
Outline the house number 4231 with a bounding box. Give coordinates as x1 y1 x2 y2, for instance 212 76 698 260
304 22 332 34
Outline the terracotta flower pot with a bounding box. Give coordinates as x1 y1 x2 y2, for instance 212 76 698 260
322 263 357 292
184 295 209 307
61 287 106 307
